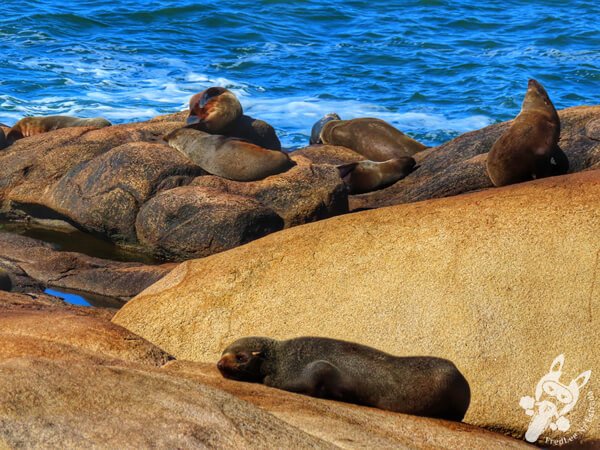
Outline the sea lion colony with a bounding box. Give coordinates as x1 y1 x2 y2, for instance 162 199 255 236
0 80 570 419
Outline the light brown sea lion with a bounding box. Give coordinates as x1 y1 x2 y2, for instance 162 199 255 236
310 115 427 161
486 79 569 187
218 336 471 421
187 87 243 133
338 157 416 194
164 128 294 181
187 87 281 150
6 115 112 143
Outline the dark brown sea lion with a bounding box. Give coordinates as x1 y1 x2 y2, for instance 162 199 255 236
310 115 427 161
187 87 281 150
164 128 294 182
486 79 569 187
0 268 12 291
338 157 416 194
6 116 111 143
0 128 7 150
217 336 471 421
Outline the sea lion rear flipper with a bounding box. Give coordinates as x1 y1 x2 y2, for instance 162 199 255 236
534 145 569 178
337 162 359 180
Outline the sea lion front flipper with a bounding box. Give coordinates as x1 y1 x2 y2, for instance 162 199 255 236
337 162 359 181
282 360 357 402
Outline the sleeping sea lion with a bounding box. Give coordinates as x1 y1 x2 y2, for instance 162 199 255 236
164 128 294 182
187 87 243 133
486 79 569 187
310 115 427 161
338 157 416 194
7 116 111 143
218 336 471 421
187 87 281 150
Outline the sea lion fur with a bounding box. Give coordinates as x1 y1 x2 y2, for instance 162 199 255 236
217 336 470 421
6 115 111 143
164 128 294 181
338 157 416 194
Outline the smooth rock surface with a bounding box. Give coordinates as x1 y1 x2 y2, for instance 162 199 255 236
164 361 533 450
114 170 600 446
0 232 173 301
0 291 530 449
191 162 348 227
350 105 600 210
136 186 284 261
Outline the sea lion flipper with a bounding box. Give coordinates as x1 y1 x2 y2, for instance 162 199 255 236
337 162 359 180
534 145 569 179
549 145 569 175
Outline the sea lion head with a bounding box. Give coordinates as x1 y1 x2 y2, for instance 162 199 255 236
187 87 243 132
522 79 554 112
310 113 341 145
217 336 276 382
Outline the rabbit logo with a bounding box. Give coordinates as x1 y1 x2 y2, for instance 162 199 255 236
519 354 592 443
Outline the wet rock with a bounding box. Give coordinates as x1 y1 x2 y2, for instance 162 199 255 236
0 268 11 291
135 186 284 261
350 105 600 210
191 163 348 227
47 142 202 242
0 232 173 301
114 170 600 447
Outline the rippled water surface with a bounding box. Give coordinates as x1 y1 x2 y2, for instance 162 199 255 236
0 0 598 147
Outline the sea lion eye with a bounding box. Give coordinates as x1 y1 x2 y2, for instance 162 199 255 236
236 353 249 363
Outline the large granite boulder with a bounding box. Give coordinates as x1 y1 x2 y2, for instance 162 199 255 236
136 186 284 261
114 170 600 447
346 105 600 210
191 161 348 227
48 141 202 242
0 121 183 214
0 232 173 301
0 291 529 449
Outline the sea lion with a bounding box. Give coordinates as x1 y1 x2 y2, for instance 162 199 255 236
0 128 7 150
338 157 416 194
187 87 243 133
164 128 294 181
310 115 427 161
7 116 112 143
486 79 569 187
309 113 341 145
217 336 471 421
187 87 281 150
0 268 12 292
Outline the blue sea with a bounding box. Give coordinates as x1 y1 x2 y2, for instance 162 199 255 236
0 0 598 148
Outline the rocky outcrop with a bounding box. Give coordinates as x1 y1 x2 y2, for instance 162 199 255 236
346 105 600 210
0 291 529 449
0 232 173 301
48 141 202 242
191 161 348 227
113 170 600 447
136 186 284 261
0 116 350 262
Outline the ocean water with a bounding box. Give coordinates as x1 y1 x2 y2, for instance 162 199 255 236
0 0 598 148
